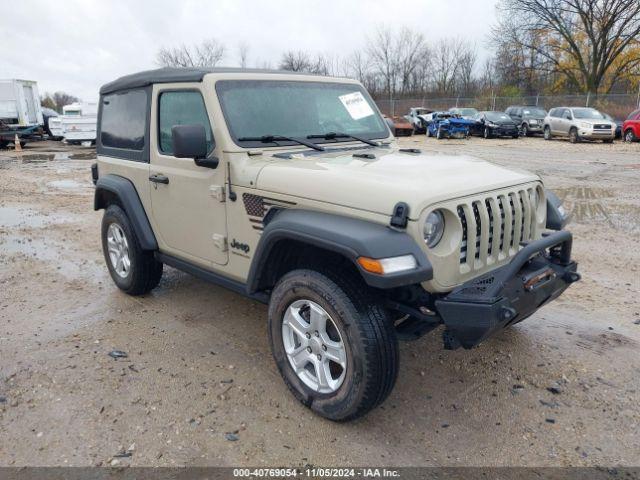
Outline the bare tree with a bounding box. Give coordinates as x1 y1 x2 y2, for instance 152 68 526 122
366 27 398 96
365 26 430 97
279 50 313 72
156 38 226 68
395 27 430 95
279 51 335 75
493 0 640 93
238 42 249 68
430 39 461 95
455 43 477 95
51 92 79 112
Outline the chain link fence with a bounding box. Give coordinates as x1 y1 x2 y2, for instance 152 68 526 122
376 93 640 120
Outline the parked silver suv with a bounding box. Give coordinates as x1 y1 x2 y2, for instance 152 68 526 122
543 107 615 143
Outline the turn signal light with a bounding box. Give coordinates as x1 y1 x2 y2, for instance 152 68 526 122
357 255 417 275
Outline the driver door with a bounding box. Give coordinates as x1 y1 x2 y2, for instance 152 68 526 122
148 85 228 267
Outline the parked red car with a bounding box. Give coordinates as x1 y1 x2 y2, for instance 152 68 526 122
623 108 640 142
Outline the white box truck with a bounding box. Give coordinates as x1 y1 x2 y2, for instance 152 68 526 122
0 79 45 147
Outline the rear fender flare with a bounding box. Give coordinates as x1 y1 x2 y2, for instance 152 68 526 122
94 174 157 250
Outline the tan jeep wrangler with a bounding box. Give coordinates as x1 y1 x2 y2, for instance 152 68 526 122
93 68 580 421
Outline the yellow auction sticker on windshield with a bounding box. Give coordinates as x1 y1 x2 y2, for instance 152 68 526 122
339 91 374 120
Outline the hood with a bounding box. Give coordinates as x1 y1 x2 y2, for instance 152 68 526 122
255 147 539 219
578 118 613 126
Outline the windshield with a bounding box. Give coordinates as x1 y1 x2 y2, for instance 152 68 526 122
216 80 388 147
485 112 511 122
572 108 605 120
522 107 546 116
456 108 478 116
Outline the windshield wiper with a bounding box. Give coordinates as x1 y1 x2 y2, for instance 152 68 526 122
237 135 324 151
307 132 380 147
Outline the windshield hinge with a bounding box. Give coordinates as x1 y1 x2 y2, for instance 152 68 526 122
209 185 225 202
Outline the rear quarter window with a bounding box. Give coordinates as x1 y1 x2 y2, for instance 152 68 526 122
100 89 147 151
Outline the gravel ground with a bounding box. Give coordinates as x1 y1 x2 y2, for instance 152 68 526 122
0 137 639 467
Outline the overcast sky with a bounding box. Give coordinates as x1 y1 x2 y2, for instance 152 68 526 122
3 0 499 101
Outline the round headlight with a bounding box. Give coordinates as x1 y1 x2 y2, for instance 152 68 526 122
424 210 445 248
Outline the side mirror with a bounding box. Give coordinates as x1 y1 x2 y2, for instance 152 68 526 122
171 124 218 168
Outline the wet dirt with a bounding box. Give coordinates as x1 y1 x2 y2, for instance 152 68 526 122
0 139 639 467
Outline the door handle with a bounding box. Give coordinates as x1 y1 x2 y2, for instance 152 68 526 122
149 174 169 185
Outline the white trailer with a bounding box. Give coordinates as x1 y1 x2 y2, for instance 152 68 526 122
61 102 97 144
0 79 44 127
48 116 64 139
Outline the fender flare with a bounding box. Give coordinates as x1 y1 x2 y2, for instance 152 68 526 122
94 174 158 250
246 209 433 292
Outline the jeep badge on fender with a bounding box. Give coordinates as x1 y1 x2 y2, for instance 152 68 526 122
93 67 579 421
230 239 250 254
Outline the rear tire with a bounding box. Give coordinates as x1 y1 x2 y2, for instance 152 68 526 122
426 127 432 138
268 269 399 421
436 127 444 140
101 205 163 295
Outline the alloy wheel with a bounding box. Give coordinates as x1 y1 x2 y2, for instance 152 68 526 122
281 299 347 394
106 223 131 278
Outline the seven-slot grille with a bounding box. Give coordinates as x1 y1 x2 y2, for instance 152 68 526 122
457 188 538 269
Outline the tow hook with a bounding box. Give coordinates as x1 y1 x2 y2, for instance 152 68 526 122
563 271 581 284
522 268 556 292
500 306 517 322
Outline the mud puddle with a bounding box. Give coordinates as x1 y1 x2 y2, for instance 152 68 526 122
0 151 96 171
0 206 81 229
0 234 102 279
46 179 91 191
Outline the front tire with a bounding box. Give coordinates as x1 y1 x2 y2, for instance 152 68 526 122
268 269 398 421
483 127 492 139
436 127 444 140
544 126 552 140
625 129 637 142
101 205 163 295
521 124 529 137
569 128 580 143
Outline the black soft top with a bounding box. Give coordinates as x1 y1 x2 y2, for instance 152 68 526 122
100 67 322 95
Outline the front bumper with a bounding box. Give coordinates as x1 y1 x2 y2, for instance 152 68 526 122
578 129 615 139
435 231 580 349
491 126 519 136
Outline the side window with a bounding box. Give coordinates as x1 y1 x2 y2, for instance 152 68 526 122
549 109 556 118
158 91 213 155
101 89 147 150
628 109 640 121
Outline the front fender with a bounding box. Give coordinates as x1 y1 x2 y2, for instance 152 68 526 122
247 209 433 292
